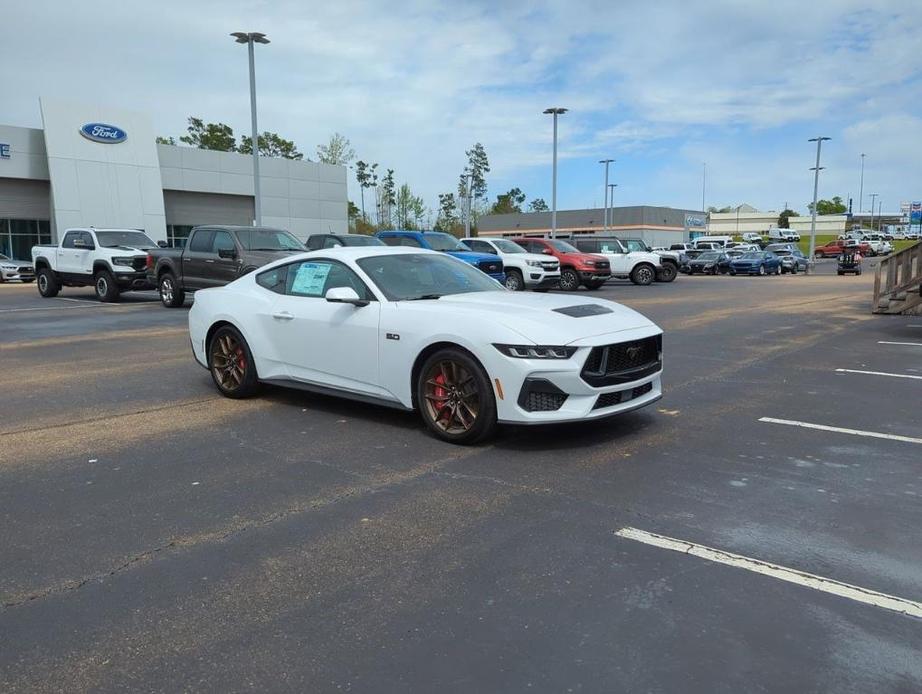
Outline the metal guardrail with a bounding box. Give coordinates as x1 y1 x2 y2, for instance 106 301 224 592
873 242 922 314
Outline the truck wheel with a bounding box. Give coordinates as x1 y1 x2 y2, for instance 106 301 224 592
94 270 120 302
504 269 524 291
37 268 60 297
657 263 677 282
630 264 655 286
208 326 260 398
559 268 580 291
416 347 496 445
159 273 185 308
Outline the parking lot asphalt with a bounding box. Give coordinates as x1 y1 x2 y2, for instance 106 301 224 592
2 260 921 693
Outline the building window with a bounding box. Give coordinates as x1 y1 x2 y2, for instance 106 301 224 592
167 224 194 248
0 218 52 260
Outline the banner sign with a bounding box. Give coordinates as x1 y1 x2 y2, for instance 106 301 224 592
911 201 922 225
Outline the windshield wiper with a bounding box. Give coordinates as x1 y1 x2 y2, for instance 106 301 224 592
405 294 442 301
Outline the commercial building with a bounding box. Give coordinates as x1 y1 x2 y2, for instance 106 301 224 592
0 98 347 260
707 205 847 236
477 206 707 246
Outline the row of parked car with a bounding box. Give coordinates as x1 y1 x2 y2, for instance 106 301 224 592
29 226 682 305
678 242 810 276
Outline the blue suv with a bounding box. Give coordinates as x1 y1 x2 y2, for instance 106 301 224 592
376 231 505 283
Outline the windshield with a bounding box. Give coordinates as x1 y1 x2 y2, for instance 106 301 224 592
342 236 384 247
424 233 469 252
624 240 650 252
773 250 792 257
94 231 157 248
0 253 9 261
357 253 501 300
740 252 763 260
699 252 721 260
237 228 304 251
491 239 525 254
548 240 580 253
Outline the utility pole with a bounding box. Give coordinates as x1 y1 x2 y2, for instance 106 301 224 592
608 184 618 233
231 31 270 226
544 108 568 239
858 153 866 216
701 162 706 212
599 159 614 233
869 193 878 231
463 172 473 238
808 136 831 262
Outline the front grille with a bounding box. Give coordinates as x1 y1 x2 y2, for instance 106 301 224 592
541 261 559 271
131 257 147 271
523 391 568 412
581 335 662 386
594 260 610 270
18 267 33 273
479 260 503 273
592 381 654 410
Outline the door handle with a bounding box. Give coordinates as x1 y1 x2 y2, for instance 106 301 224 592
205 259 215 263
272 311 294 320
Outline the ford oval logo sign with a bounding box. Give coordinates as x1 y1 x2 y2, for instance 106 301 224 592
79 123 127 144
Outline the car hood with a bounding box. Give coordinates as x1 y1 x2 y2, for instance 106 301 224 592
243 249 305 265
396 291 659 345
445 250 502 264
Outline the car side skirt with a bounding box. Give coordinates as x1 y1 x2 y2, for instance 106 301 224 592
259 378 414 412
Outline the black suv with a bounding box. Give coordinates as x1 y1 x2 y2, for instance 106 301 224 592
305 233 385 250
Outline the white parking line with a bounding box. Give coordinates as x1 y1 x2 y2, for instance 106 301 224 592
614 527 922 619
759 417 922 445
835 368 922 380
878 341 922 347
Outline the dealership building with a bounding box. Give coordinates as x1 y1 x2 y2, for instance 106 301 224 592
0 98 348 260
477 206 708 246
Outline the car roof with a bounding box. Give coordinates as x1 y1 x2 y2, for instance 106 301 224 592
193 225 289 233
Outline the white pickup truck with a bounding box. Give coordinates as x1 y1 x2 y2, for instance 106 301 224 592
32 227 159 302
461 237 561 291
571 236 663 285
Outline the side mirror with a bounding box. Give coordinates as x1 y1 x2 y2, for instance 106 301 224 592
218 248 237 259
157 240 168 248
542 248 552 255
325 286 369 307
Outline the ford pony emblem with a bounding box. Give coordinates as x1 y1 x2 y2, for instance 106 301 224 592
80 123 128 144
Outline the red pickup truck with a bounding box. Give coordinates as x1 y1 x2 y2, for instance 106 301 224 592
814 239 871 258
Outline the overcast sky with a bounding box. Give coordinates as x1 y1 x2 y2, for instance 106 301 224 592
4 0 922 216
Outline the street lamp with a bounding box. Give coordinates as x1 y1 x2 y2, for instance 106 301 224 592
858 153 866 218
869 193 878 230
544 107 568 238
463 172 473 238
231 31 270 226
608 183 618 232
599 159 614 232
808 136 831 261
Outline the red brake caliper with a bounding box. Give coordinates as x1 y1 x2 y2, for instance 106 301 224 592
433 372 451 422
235 347 246 370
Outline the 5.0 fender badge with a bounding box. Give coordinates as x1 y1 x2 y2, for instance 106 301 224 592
386 333 400 341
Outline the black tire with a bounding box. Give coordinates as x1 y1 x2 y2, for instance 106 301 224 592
837 271 844 276
729 268 737 276
208 325 260 398
94 270 120 302
758 265 766 276
630 264 656 286
657 263 677 282
21 278 35 283
416 347 496 445
37 268 60 297
791 264 798 275
504 269 524 291
159 273 185 308
559 268 580 291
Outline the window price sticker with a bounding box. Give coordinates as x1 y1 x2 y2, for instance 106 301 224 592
291 263 331 295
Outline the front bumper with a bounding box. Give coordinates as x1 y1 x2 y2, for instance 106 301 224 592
113 269 155 290
488 326 664 424
577 270 611 282
1 268 35 281
524 270 561 288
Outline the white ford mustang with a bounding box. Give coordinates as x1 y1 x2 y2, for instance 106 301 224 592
189 246 663 443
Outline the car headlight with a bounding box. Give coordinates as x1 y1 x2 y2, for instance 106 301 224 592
1 264 17 270
112 256 137 266
526 260 543 267
493 344 577 359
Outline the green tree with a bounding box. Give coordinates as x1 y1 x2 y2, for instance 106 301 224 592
491 187 526 214
707 205 733 213
155 135 176 145
316 132 355 165
777 208 800 228
808 196 847 215
354 161 378 223
465 143 490 200
379 169 397 227
179 117 237 152
435 193 459 232
347 200 361 231
528 198 548 212
239 131 303 159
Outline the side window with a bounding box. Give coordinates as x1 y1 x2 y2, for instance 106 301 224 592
188 230 214 253
379 236 402 247
256 265 289 294
322 237 342 249
81 232 95 248
599 241 623 253
212 231 235 253
62 231 78 248
468 240 491 253
574 239 598 253
285 260 372 300
400 237 423 248
305 236 323 251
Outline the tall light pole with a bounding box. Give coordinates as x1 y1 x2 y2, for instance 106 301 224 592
463 172 473 237
877 199 882 231
858 153 866 217
869 193 878 231
231 31 270 226
808 136 831 261
544 107 568 238
701 162 707 212
599 159 614 232
608 184 618 232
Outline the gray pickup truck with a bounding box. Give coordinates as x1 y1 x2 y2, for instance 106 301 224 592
146 225 305 307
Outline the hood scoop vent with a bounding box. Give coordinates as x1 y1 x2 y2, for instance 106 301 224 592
553 304 613 318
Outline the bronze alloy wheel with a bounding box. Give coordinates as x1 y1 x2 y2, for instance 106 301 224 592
423 359 481 435
211 331 248 392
